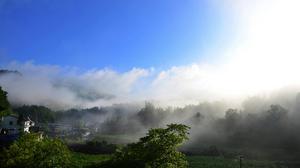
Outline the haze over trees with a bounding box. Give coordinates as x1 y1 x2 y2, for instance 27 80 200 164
2 83 300 160
9 98 300 160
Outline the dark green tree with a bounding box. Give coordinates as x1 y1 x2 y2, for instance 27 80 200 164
137 102 167 128
111 124 190 168
0 133 71 168
0 86 12 117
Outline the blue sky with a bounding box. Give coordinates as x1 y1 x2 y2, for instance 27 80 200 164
0 0 231 71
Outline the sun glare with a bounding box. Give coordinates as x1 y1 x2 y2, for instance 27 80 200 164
218 0 300 97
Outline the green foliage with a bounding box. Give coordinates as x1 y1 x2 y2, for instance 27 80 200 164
0 133 72 168
0 86 12 117
111 124 190 168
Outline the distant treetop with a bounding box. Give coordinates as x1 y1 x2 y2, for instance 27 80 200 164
0 69 22 76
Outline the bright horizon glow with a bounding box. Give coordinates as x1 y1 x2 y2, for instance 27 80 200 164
209 0 300 97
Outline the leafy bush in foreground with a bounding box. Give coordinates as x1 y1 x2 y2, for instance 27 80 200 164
110 124 190 168
0 133 71 168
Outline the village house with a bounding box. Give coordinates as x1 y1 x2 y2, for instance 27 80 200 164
0 114 35 142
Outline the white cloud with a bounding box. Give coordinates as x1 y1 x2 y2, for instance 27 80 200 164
0 62 149 109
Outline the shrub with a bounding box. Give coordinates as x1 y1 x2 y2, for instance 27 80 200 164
0 133 71 168
111 124 190 168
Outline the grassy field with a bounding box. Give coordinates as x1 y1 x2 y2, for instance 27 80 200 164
71 152 111 167
71 153 289 168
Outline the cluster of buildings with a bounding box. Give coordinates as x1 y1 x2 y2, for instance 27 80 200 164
44 122 91 140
